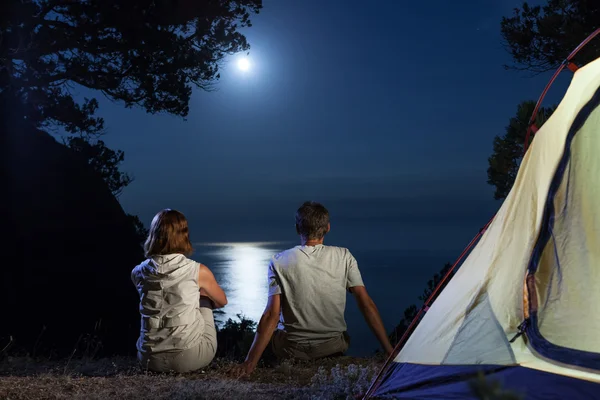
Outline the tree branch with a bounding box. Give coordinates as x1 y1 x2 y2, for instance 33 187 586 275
35 0 77 20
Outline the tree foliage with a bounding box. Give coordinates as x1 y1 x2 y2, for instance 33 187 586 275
388 262 455 348
1 1 260 253
65 135 133 197
418 262 454 303
216 313 257 361
487 101 556 200
1 0 262 134
388 304 418 348
65 135 151 246
494 1 599 200
501 0 600 74
126 213 149 246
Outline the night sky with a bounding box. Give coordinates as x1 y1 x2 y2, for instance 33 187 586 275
75 0 569 251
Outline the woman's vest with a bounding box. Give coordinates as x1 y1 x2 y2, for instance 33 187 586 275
131 254 205 354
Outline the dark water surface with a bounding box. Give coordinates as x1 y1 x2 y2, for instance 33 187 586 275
192 241 451 356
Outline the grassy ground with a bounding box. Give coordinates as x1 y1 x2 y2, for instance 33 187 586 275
0 355 385 399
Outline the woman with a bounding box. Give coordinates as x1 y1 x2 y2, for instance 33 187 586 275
131 209 227 373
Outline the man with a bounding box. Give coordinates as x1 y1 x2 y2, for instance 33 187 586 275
234 201 393 377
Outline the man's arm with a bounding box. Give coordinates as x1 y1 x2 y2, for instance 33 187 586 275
237 294 281 376
350 285 394 356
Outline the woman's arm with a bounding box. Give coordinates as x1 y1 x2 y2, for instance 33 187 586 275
198 264 228 308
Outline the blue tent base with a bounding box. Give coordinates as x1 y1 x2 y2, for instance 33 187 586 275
371 363 600 399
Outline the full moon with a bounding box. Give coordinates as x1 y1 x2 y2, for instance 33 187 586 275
237 58 250 71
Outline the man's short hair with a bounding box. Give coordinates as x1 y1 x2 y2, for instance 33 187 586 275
295 201 330 240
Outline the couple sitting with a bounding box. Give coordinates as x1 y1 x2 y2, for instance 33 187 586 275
131 201 393 375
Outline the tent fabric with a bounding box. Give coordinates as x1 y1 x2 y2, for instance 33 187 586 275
370 56 600 399
525 84 600 370
373 363 600 400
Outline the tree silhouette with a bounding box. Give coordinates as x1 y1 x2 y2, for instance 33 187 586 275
487 100 556 200
127 213 149 246
388 263 455 348
1 1 260 257
1 0 262 133
65 135 153 246
388 304 418 348
418 262 454 303
501 0 600 74
65 136 133 197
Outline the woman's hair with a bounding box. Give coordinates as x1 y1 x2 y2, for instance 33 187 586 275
144 209 193 258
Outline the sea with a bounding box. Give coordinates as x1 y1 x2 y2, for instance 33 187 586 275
191 241 454 356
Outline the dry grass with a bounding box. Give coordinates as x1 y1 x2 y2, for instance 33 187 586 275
0 374 301 400
0 355 386 400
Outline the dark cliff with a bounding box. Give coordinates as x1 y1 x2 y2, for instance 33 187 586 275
1 101 143 357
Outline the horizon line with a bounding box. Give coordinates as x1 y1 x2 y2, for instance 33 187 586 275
193 241 294 247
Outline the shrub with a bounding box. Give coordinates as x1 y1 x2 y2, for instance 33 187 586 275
215 314 257 361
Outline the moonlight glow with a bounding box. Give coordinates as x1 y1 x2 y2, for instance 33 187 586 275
237 58 251 71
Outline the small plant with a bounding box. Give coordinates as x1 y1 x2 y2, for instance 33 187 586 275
307 363 378 400
215 314 257 361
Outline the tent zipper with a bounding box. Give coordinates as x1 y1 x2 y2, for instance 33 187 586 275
509 319 528 343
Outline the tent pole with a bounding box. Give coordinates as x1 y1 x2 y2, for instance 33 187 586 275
523 28 600 155
362 216 495 399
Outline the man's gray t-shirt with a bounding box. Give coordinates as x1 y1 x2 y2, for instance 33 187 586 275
267 244 364 342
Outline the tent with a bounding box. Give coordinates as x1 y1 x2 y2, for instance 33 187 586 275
365 33 600 399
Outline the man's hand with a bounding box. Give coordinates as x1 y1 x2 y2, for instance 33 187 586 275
230 360 256 379
385 344 394 357
235 295 280 378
